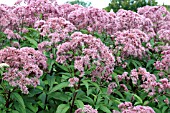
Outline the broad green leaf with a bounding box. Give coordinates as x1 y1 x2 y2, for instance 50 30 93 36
55 62 69 72
38 92 46 104
82 80 89 95
56 104 69 113
162 106 168 113
0 95 5 105
81 96 94 105
11 110 19 113
146 59 155 68
48 92 71 102
75 100 84 108
47 74 55 90
150 38 154 47
47 59 55 72
99 105 111 113
13 103 26 113
24 36 38 48
48 82 69 94
114 90 124 99
143 100 149 105
153 108 161 113
133 94 143 104
11 92 26 110
26 103 38 113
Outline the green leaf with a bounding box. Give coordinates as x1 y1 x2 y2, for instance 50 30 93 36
82 80 89 95
56 104 69 113
11 110 19 113
47 59 55 72
114 90 124 99
99 105 111 113
81 96 94 105
11 92 26 110
48 92 71 102
133 94 143 104
24 36 38 48
150 38 154 47
13 101 26 113
75 100 84 108
38 92 46 104
143 100 149 105
162 106 168 113
0 95 5 105
47 74 55 90
153 108 161 113
146 59 155 68
26 103 38 113
48 82 69 94
55 62 69 72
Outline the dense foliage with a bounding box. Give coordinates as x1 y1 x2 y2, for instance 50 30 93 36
0 0 170 113
105 0 157 12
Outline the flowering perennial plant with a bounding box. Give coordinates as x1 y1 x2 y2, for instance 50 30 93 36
56 32 115 81
75 105 98 113
113 29 151 59
35 17 76 43
0 47 47 94
0 0 170 112
118 102 155 113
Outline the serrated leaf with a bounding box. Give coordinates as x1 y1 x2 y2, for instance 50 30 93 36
48 82 69 94
56 104 69 113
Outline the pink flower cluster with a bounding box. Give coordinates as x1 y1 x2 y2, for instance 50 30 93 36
115 9 155 38
107 82 117 94
4 28 22 39
68 77 79 87
0 4 18 32
75 105 98 113
154 49 170 72
35 17 76 43
118 102 155 113
138 6 170 44
68 6 117 34
56 32 115 81
113 29 150 59
137 6 169 31
117 67 170 96
0 47 47 94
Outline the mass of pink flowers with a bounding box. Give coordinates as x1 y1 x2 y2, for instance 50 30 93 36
75 105 98 113
56 32 115 81
0 0 170 112
0 47 47 94
118 102 155 113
